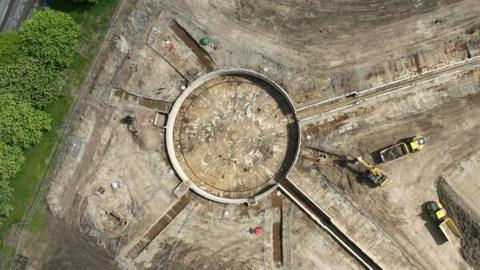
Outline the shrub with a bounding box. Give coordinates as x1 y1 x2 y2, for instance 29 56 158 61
0 32 25 65
0 58 61 109
0 142 25 181
0 93 51 149
0 180 13 227
21 9 80 70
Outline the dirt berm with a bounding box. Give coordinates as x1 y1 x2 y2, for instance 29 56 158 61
437 177 480 270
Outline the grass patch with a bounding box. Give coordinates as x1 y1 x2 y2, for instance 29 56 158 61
50 0 119 90
0 244 16 269
29 203 47 234
0 0 120 264
0 93 70 240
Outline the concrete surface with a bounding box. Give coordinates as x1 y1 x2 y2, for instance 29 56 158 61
168 71 299 202
0 0 39 31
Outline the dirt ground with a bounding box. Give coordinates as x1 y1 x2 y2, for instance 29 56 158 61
8 0 480 269
40 213 118 270
440 154 480 269
438 180 480 270
296 68 480 269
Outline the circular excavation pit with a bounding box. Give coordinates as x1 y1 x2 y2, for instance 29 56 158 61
166 69 300 204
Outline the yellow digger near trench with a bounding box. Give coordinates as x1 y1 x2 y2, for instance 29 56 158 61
355 157 389 188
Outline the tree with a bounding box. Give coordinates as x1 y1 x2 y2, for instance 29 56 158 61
0 58 61 109
0 180 13 227
0 142 25 181
20 9 80 70
0 32 26 65
0 93 51 149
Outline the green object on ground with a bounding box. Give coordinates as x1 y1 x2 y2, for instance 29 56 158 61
200 36 210 46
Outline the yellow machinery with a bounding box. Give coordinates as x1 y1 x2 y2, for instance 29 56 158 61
355 157 389 187
379 135 426 163
408 135 426 152
380 142 410 163
426 201 462 241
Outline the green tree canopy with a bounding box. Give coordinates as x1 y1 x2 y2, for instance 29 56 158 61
0 180 13 227
0 142 25 181
0 93 51 149
21 8 80 70
0 58 61 109
0 32 26 65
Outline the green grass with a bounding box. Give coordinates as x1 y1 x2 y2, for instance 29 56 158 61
0 0 120 265
29 203 47 234
0 93 71 240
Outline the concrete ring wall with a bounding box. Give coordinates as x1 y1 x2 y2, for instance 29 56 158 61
166 68 302 204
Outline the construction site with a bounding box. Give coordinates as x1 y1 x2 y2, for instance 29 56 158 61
11 0 480 269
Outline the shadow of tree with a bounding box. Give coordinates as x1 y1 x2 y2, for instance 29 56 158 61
46 0 93 13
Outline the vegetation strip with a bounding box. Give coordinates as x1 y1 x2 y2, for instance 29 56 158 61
0 0 121 266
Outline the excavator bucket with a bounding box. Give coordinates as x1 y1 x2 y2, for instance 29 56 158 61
379 177 389 188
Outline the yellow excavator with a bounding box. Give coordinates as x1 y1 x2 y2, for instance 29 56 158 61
355 157 389 187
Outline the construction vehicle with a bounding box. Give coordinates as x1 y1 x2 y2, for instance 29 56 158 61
379 135 426 163
426 201 462 241
355 157 389 187
408 135 426 151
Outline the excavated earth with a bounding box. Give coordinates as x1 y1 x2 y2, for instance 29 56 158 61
4 0 480 269
171 74 298 200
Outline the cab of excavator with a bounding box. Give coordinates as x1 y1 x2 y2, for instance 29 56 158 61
367 172 388 187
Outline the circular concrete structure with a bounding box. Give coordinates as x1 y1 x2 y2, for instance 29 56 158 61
166 69 300 203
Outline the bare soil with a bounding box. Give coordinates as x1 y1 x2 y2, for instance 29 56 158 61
438 176 480 269
11 0 480 269
42 212 118 270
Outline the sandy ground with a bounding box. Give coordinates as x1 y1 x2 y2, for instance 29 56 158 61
441 149 480 269
295 68 480 269
438 178 480 269
446 151 480 218
5 0 480 269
